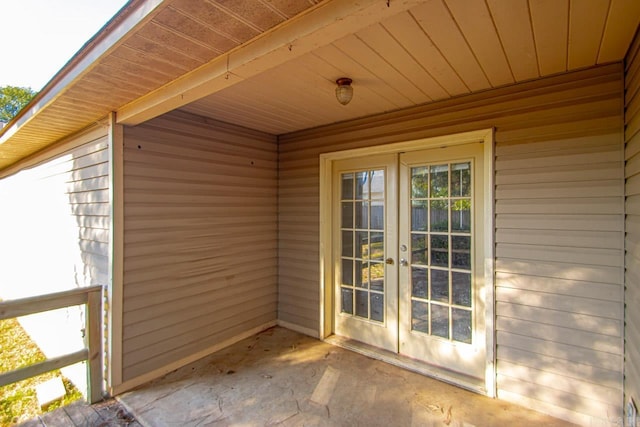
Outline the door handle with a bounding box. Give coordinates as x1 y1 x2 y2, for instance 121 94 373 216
385 258 394 265
400 258 409 267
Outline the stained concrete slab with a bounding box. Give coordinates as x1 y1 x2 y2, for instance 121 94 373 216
118 327 576 427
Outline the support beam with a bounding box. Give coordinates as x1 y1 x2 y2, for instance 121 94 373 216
116 0 425 126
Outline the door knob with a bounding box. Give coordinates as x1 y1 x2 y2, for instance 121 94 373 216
385 258 394 265
400 258 409 266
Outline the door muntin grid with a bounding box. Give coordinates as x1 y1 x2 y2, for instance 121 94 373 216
340 169 385 323
409 161 473 344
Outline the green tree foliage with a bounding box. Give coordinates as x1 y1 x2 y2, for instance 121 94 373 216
0 85 37 123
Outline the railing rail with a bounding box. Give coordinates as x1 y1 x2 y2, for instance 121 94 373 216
0 285 103 403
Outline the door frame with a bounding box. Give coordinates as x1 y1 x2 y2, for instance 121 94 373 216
318 128 496 396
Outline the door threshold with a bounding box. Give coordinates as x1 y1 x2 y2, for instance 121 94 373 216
324 334 487 396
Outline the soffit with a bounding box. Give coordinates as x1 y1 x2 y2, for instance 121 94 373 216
1 0 639 173
181 0 640 135
0 0 322 172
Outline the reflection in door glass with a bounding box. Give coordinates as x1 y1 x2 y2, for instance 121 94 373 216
409 161 473 344
340 169 385 323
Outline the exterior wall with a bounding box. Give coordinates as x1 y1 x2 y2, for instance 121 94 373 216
278 64 624 425
625 30 640 419
121 110 278 383
0 125 110 393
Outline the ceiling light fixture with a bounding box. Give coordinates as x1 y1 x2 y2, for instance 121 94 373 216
335 77 353 105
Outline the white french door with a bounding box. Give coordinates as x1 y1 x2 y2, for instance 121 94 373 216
333 143 487 381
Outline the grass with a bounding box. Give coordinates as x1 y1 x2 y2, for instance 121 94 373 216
0 317 83 426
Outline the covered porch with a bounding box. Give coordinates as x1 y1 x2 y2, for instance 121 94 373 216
117 327 573 426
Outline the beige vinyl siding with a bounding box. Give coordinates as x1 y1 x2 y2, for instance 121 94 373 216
278 64 624 425
121 110 278 382
626 29 640 416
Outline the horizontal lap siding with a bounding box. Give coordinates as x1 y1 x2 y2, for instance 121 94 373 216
626 31 640 416
121 111 278 381
278 64 624 425
0 130 110 298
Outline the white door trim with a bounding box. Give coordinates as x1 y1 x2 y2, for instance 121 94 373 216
318 128 496 396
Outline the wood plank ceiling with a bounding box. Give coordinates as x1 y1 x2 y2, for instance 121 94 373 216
181 0 640 135
0 0 322 170
1 0 640 171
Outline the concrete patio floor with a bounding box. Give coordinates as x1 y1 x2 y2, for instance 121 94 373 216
117 327 575 427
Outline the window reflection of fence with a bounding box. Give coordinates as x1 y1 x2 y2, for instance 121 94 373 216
0 286 103 403
411 208 470 231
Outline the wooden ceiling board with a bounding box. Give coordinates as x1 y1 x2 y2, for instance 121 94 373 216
154 7 240 53
486 0 539 81
411 0 490 91
124 33 207 70
598 0 640 63
99 55 173 86
445 0 514 87
382 11 469 97
300 52 400 114
114 44 192 76
136 22 223 59
530 0 569 76
334 34 429 105
259 0 320 18
357 23 447 101
212 0 288 32
313 43 412 110
567 0 609 70
91 62 164 93
169 0 259 43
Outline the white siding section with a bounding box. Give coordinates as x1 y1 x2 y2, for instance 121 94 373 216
0 128 109 394
0 128 110 297
121 111 278 382
625 29 640 418
278 64 624 425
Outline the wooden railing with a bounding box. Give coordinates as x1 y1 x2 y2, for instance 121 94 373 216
0 285 103 403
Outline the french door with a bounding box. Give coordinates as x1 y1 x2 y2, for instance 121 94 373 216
333 143 487 381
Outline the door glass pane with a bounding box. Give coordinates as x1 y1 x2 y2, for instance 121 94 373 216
342 231 353 257
452 199 471 232
430 269 449 303
411 166 429 198
342 202 353 228
370 232 384 260
409 160 473 344
430 200 448 231
452 308 472 343
370 262 384 291
355 201 369 229
355 171 368 199
341 288 353 314
411 234 428 265
355 260 367 288
411 300 429 333
411 267 427 298
430 235 448 267
355 231 368 259
452 272 471 307
431 304 449 339
370 293 384 322
430 164 448 198
452 236 471 269
341 259 352 286
355 290 368 318
370 201 384 230
451 163 470 197
342 173 354 199
411 201 428 231
339 169 385 324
